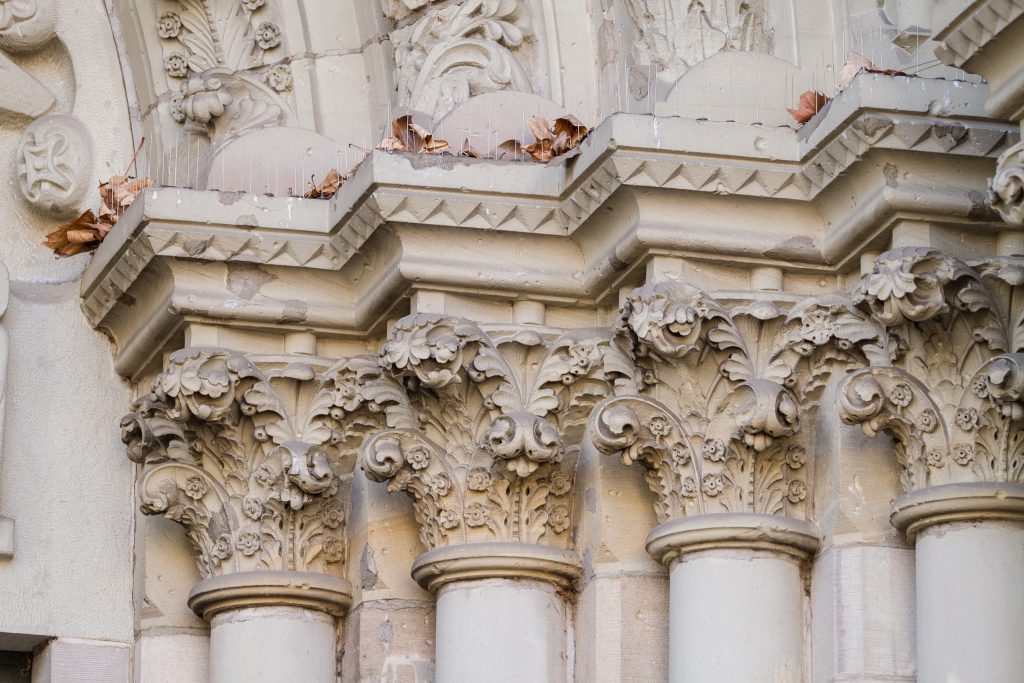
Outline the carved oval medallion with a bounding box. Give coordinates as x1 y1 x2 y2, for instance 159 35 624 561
16 114 93 217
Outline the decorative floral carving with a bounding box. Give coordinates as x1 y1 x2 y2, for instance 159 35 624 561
122 349 414 579
624 0 773 83
0 0 34 31
594 282 886 523
254 21 281 49
839 248 1024 492
178 72 233 125
362 316 634 551
241 0 266 10
268 63 292 92
990 141 1024 225
158 12 182 39
391 0 534 120
164 53 189 78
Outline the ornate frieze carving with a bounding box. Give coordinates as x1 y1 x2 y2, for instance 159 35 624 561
121 349 414 578
154 0 290 135
991 142 1024 225
391 0 534 120
624 0 772 83
591 282 889 523
361 315 635 551
839 248 1024 492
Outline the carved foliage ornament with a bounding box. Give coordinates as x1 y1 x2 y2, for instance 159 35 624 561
624 0 773 83
591 282 889 523
990 141 1024 225
391 0 534 120
0 0 55 51
121 349 414 578
839 248 1024 492
361 315 635 551
155 0 289 132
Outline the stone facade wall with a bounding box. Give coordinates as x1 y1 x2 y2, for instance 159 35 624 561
0 1 1022 682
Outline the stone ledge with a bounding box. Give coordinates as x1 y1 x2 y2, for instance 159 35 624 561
890 482 1024 539
187 570 353 619
645 513 821 566
79 75 1018 378
410 542 581 593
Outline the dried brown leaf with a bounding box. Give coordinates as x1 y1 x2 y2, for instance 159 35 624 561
99 175 153 221
393 115 426 151
377 137 407 152
786 91 829 125
302 168 345 199
553 115 588 151
528 117 554 142
497 139 525 160
43 210 112 257
523 139 556 163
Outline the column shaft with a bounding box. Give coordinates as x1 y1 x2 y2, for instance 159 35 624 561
670 549 804 682
435 578 569 683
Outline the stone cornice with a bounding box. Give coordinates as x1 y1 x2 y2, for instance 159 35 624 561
933 0 1024 69
81 76 1017 378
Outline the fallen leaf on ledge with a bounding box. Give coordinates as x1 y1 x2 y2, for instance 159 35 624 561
302 168 345 199
43 210 112 257
787 91 829 125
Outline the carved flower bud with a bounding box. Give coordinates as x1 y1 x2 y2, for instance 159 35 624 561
464 502 488 527
180 73 233 124
916 408 938 433
164 53 189 78
887 383 913 408
211 534 233 561
682 476 699 498
925 450 945 468
546 504 571 533
786 480 807 503
702 438 727 462
701 473 725 497
952 443 975 466
183 475 208 500
319 502 345 529
157 12 182 39
955 407 980 431
548 471 572 496
242 497 264 520
255 21 281 50
321 537 345 563
236 531 261 556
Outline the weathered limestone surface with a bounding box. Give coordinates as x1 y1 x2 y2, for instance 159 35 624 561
0 1 1023 682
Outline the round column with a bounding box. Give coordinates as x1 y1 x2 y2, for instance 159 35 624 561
891 483 1024 683
646 514 819 683
411 542 580 683
188 571 352 683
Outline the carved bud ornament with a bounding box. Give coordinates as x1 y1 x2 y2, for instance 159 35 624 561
360 315 635 551
838 248 1024 492
590 282 889 522
121 349 414 578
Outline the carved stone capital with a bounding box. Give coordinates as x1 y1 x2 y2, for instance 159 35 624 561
122 348 413 581
361 315 635 553
990 141 1024 225
592 282 887 524
188 570 353 619
839 249 1024 493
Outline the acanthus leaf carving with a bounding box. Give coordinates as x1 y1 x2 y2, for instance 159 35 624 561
362 315 634 551
594 281 887 523
122 348 414 578
990 141 1024 226
391 0 534 120
839 248 1024 492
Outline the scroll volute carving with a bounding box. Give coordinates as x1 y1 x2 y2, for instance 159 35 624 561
839 248 1024 492
591 282 889 523
360 315 636 551
121 349 414 578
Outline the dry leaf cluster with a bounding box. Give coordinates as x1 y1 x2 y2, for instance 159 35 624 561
377 114 589 164
787 52 911 126
301 168 345 200
44 175 153 257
